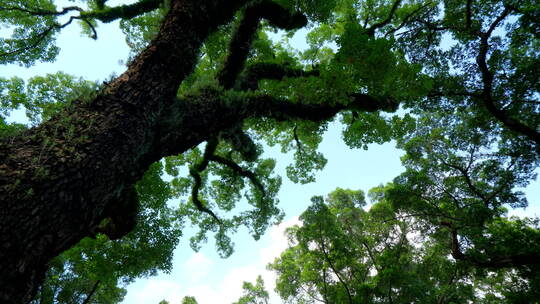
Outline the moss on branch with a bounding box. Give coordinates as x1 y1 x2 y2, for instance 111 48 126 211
217 0 307 89
239 62 320 90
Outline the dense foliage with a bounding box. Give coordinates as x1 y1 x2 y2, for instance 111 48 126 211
0 0 538 302
232 276 270 304
269 188 540 303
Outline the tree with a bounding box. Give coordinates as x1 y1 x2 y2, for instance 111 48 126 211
28 162 181 304
232 276 270 304
269 188 474 303
184 276 269 304
270 186 540 303
181 296 198 304
0 0 538 303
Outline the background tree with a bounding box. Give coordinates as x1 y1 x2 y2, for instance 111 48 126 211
270 185 540 303
0 0 537 302
232 275 270 304
269 188 476 304
181 296 198 304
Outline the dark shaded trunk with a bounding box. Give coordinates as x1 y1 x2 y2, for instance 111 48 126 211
0 0 400 301
0 0 248 302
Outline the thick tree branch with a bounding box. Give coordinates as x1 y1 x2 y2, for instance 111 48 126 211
0 0 250 302
246 93 392 121
161 89 397 138
217 0 307 89
157 89 398 178
0 0 163 22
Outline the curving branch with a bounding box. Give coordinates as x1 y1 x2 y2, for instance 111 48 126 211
0 0 164 22
412 5 539 146
209 155 266 197
188 133 266 222
0 15 90 61
292 125 305 153
0 0 163 25
474 7 540 145
80 0 163 23
0 23 58 59
219 125 259 162
366 0 402 37
217 0 307 89
438 158 490 206
440 221 540 268
189 138 222 223
385 2 432 37
0 0 163 59
0 5 83 16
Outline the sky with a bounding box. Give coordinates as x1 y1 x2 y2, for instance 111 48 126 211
2 1 539 304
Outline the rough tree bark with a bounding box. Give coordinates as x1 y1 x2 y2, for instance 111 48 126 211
0 0 396 302
0 1 249 302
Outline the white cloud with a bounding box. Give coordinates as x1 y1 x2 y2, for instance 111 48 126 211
124 279 183 304
122 217 301 304
177 284 225 304
257 217 302 303
184 217 302 304
259 217 301 265
181 252 214 283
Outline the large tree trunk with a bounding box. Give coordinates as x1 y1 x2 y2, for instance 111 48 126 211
0 1 248 302
0 1 396 301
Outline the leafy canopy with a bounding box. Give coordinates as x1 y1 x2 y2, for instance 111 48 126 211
1 0 538 302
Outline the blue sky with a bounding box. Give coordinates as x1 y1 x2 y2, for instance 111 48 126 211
119 126 407 304
3 1 539 303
